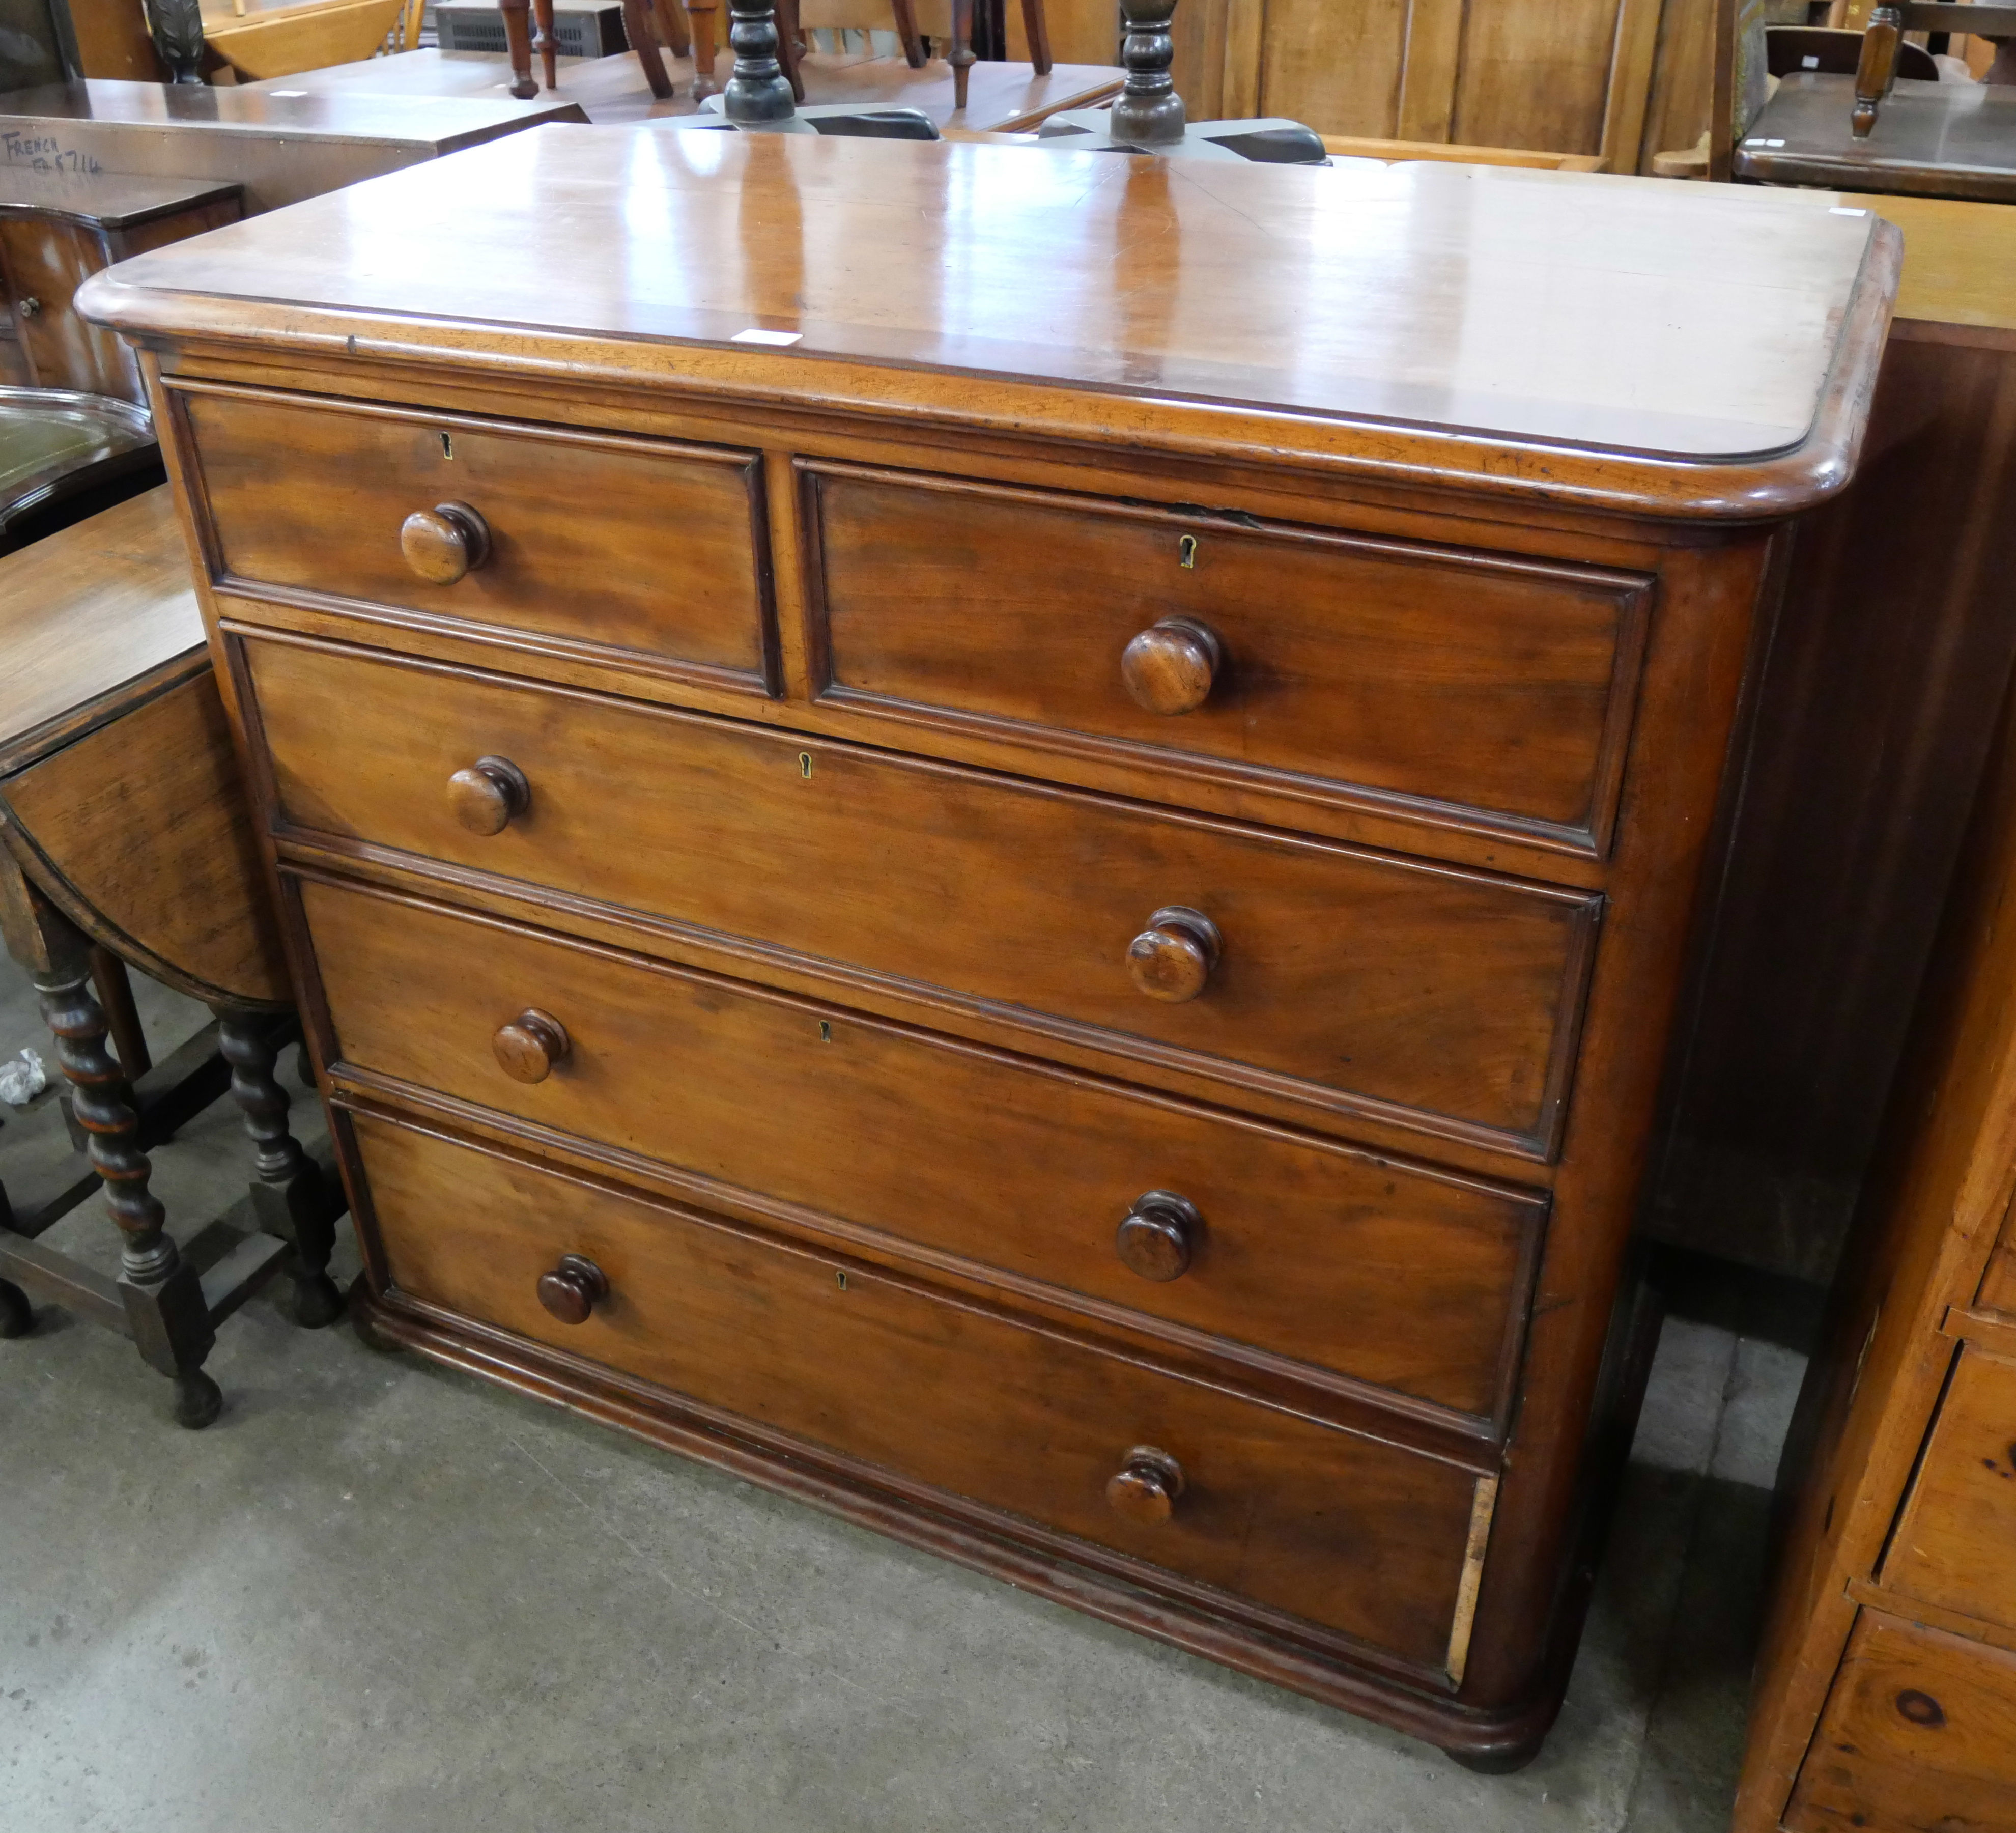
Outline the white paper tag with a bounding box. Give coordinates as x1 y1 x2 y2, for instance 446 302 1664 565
732 328 803 347
1830 206 1868 216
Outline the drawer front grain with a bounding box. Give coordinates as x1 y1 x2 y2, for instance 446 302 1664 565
1786 1611 2016 1833
352 1110 1486 1670
179 386 773 688
302 876 1546 1421
1880 1346 2016 1629
806 465 1651 852
245 636 1601 1152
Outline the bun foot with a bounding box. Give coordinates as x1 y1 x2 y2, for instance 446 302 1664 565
172 1367 223 1429
348 1276 400 1355
0 1277 33 1338
1444 1738 1544 1775
292 1271 345 1330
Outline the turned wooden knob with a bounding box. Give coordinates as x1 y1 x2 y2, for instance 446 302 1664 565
1106 1445 1185 1525
400 500 491 585
494 1008 569 1083
447 755 530 835
1126 906 1222 1003
1115 1191 1200 1281
536 1252 607 1325
1121 617 1222 715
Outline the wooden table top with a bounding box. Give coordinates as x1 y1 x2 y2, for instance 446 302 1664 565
79 131 1897 516
0 485 202 768
1736 72 2016 203
0 164 241 227
238 47 1124 133
0 77 587 152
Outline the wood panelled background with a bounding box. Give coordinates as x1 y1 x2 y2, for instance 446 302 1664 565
1012 0 1716 170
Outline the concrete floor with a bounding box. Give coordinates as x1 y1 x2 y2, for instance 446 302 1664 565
0 956 1797 1833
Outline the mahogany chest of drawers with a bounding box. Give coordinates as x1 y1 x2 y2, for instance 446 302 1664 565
79 127 1895 1767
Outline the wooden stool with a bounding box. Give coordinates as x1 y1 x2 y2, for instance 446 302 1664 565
0 488 342 1428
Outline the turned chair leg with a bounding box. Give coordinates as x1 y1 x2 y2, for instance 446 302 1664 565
1853 4 1901 135
534 0 557 86
213 1006 343 1331
950 0 975 111
28 897 218 1427
500 0 540 96
688 0 719 95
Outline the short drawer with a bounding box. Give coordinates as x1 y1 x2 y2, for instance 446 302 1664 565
1880 1345 2016 1630
245 635 1601 1154
302 876 1547 1422
352 1110 1491 1673
1786 1610 2016 1833
804 465 1651 852
176 385 773 689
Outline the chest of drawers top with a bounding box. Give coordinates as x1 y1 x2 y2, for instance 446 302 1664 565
80 125 1893 514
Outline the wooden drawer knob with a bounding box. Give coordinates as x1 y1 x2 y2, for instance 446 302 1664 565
447 755 530 835
494 1008 570 1083
1106 1445 1185 1526
536 1252 607 1325
1122 617 1222 715
1126 906 1221 1003
1115 1191 1200 1281
401 501 491 585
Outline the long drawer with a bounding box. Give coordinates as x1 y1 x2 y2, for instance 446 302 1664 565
1879 1344 2016 1631
244 635 1601 1152
1785 1610 2016 1833
177 385 774 689
805 464 1651 851
351 1109 1489 1673
302 875 1546 1421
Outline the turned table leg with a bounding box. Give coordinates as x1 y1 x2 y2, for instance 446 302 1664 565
213 1006 342 1330
13 882 219 1426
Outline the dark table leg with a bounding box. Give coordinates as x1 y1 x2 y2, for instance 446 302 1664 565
213 1006 343 1330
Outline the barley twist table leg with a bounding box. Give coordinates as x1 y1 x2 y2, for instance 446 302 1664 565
36 914 218 1426
214 1006 343 1330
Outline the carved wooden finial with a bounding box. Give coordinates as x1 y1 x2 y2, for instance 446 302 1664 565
1110 0 1185 146
724 0 797 123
